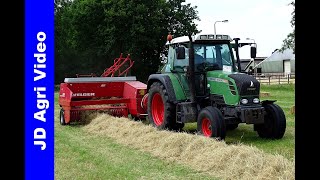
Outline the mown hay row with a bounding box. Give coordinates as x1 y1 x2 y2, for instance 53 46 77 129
83 113 294 180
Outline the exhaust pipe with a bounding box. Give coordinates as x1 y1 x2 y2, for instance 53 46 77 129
188 35 196 103
233 38 242 72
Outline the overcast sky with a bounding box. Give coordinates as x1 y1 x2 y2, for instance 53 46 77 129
184 0 294 59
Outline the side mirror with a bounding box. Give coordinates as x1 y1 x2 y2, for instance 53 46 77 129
176 47 185 59
250 45 257 59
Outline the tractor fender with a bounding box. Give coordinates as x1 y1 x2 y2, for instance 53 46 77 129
147 74 177 103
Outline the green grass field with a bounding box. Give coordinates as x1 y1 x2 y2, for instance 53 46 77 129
55 83 295 179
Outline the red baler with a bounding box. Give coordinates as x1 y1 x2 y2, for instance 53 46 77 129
58 54 148 125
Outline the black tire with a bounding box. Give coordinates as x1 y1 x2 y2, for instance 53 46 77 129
254 103 286 139
226 124 238 131
60 109 66 125
197 106 226 140
147 82 181 130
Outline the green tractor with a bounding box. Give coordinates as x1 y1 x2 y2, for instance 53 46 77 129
146 33 286 140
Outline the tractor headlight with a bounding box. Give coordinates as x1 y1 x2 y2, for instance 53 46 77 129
241 98 248 104
253 98 260 104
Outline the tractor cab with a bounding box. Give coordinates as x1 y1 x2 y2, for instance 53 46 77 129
162 34 235 72
161 33 246 99
161 33 256 74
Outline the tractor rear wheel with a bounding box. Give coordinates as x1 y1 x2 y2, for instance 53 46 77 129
254 103 286 139
147 82 182 130
197 106 226 140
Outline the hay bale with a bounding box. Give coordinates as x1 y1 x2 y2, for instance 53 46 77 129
260 92 270 97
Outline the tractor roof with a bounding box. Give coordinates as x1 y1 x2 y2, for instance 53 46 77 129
166 33 232 45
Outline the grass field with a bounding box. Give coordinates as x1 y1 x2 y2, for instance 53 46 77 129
55 83 295 179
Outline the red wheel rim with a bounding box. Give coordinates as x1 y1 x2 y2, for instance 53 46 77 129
202 118 212 137
151 93 164 126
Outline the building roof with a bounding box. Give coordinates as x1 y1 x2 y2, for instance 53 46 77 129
264 48 295 61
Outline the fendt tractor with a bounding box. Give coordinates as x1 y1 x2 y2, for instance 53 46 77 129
59 32 286 140
145 33 286 140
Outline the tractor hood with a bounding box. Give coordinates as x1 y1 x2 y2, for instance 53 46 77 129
206 71 260 105
228 73 260 96
207 71 260 96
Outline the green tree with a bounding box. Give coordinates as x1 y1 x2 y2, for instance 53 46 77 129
54 0 200 83
54 0 80 82
280 1 295 53
166 0 201 37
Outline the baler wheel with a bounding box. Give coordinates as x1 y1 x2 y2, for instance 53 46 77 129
60 109 67 126
197 106 226 140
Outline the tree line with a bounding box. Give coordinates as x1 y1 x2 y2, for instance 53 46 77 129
54 0 200 84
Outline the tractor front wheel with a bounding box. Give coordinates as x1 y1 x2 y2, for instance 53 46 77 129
254 103 286 139
197 106 226 140
147 82 181 130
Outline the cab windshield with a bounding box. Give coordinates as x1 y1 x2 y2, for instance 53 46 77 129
194 43 235 72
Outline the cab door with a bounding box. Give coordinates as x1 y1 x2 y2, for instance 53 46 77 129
194 45 207 97
172 46 191 98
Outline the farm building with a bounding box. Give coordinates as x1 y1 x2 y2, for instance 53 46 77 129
254 48 295 74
